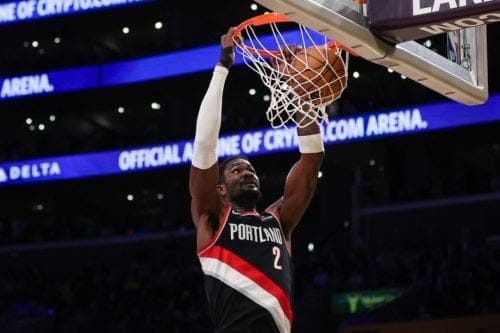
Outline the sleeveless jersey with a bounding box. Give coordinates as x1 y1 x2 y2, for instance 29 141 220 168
197 205 293 333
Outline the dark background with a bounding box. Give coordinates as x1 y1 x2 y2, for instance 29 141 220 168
0 1 499 332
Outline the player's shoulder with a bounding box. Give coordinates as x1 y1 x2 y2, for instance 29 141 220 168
264 197 284 213
263 206 282 223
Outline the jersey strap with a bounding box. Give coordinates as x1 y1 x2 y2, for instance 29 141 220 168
199 245 292 333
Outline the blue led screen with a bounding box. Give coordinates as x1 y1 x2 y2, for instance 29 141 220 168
0 0 151 25
1 95 499 186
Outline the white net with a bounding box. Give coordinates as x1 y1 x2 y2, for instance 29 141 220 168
234 15 349 128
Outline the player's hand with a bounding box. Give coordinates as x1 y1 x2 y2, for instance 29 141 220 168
281 44 302 64
219 27 236 69
270 44 302 76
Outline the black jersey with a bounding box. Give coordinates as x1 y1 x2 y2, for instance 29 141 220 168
198 205 293 333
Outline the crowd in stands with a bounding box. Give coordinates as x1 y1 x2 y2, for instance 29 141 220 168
0 210 185 247
1 135 499 332
1 214 499 332
359 154 499 207
1 237 210 333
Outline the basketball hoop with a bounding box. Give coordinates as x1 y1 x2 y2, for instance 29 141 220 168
233 12 352 128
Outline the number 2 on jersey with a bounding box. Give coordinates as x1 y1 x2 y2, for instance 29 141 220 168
272 246 282 270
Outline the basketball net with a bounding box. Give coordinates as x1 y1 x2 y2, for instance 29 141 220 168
233 13 350 128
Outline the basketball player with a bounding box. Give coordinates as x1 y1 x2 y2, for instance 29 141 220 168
189 27 324 333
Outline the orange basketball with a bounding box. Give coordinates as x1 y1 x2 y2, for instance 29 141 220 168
288 46 347 105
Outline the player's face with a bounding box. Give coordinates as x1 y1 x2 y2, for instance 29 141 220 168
221 158 261 206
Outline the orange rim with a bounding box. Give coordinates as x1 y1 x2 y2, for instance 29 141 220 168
233 12 358 57
233 13 291 57
233 12 291 36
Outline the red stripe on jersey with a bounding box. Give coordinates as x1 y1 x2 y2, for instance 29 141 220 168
199 245 293 323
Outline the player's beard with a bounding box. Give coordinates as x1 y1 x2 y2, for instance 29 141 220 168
232 187 262 208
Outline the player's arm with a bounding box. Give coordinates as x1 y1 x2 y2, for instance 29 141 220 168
268 119 324 239
189 28 235 247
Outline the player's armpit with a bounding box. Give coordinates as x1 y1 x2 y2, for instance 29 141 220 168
190 164 224 250
277 151 324 236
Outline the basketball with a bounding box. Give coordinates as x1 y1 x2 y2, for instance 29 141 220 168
287 46 347 105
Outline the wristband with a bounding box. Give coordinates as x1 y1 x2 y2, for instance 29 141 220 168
219 46 234 68
298 133 324 154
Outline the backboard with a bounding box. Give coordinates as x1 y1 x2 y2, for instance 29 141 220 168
254 0 489 105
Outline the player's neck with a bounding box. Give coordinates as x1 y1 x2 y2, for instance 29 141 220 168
231 202 257 214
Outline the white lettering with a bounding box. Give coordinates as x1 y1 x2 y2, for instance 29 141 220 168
366 115 379 136
237 224 245 240
413 0 432 16
388 112 399 133
80 0 92 10
0 0 144 23
264 130 275 150
365 109 427 136
229 223 284 245
37 0 50 16
272 130 285 149
0 3 16 22
162 145 181 164
283 128 296 148
398 111 412 131
245 225 253 241
135 150 145 168
414 0 493 16
411 109 427 129
10 166 20 180
325 118 364 142
17 1 36 19
118 151 131 170
218 135 240 157
63 0 73 12
270 228 283 243
251 226 260 242
118 145 183 171
53 0 65 13
377 114 389 133
32 164 41 177
263 228 272 242
253 132 263 151
0 74 54 98
6 162 60 181
21 165 30 178
262 128 297 151
273 246 283 270
0 168 7 182
241 132 263 154
182 142 193 162
433 0 457 12
259 227 266 242
50 162 61 175
229 223 238 240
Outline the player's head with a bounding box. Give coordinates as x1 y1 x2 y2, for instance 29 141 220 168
218 155 261 208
